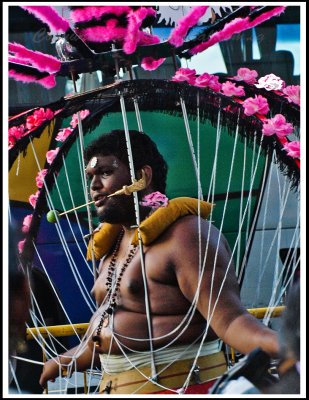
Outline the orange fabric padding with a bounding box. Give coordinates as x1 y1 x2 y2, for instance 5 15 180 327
86 197 213 260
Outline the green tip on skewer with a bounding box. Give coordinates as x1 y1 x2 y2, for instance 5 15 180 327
46 210 59 223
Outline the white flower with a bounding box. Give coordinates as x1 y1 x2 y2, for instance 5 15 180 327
255 73 285 91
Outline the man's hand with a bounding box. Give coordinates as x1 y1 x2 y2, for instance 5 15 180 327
39 357 66 389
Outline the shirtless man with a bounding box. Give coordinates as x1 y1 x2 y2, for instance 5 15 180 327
39 130 279 393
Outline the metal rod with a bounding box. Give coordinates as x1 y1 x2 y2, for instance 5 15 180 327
58 201 95 216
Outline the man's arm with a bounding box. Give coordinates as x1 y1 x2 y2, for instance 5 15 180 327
39 342 100 389
171 216 279 357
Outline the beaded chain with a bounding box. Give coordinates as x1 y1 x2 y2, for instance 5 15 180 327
93 229 138 346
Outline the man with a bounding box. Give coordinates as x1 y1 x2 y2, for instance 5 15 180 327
39 130 279 394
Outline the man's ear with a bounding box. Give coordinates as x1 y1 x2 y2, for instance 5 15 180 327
138 165 152 189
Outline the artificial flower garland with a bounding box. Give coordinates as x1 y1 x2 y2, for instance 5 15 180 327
15 108 91 253
171 67 300 164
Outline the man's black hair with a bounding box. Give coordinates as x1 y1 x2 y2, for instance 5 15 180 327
84 130 168 193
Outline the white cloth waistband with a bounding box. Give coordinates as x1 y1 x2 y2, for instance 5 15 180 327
99 340 221 374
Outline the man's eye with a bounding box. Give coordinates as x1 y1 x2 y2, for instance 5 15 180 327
101 170 113 177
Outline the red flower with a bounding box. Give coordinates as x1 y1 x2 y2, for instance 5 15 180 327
26 108 54 130
8 125 26 148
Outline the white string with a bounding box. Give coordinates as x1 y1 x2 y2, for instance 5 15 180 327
245 132 258 243
43 200 96 313
180 96 203 198
119 94 156 379
27 137 96 311
235 136 247 277
32 241 83 340
206 104 222 204
254 151 272 304
9 360 21 394
207 110 240 325
133 97 143 132
237 134 268 284
253 177 296 297
62 153 88 249
20 93 300 395
52 171 95 278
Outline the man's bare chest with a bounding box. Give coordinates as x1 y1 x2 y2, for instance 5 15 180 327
91 250 176 306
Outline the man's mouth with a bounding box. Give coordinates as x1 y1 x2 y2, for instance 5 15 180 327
94 195 107 207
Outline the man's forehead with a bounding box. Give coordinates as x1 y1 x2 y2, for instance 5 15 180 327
86 155 120 169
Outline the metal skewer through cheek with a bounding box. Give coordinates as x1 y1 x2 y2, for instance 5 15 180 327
107 169 147 197
47 171 146 224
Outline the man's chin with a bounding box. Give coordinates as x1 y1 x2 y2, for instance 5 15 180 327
97 210 122 224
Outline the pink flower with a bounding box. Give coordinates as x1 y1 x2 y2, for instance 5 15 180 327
282 85 300 106
29 190 40 208
9 136 16 149
26 108 54 130
139 191 169 209
56 127 73 142
9 125 27 148
35 169 48 189
221 81 245 97
255 73 285 91
70 109 90 129
22 214 33 233
282 141 300 158
194 73 222 92
46 148 60 165
9 125 25 140
26 109 45 130
18 239 26 254
242 95 270 116
262 114 294 138
232 68 258 84
171 68 196 84
45 108 55 120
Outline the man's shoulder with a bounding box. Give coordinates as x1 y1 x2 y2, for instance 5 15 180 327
164 214 212 239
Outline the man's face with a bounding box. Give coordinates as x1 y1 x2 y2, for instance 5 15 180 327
85 154 135 224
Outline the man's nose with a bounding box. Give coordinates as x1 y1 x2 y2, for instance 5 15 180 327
90 175 103 190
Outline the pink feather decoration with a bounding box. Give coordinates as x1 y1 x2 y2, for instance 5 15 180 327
138 31 161 46
168 6 209 47
9 69 56 89
21 6 70 34
123 7 156 54
190 7 286 55
70 6 132 22
9 56 31 66
9 42 61 73
141 57 165 71
79 21 127 43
